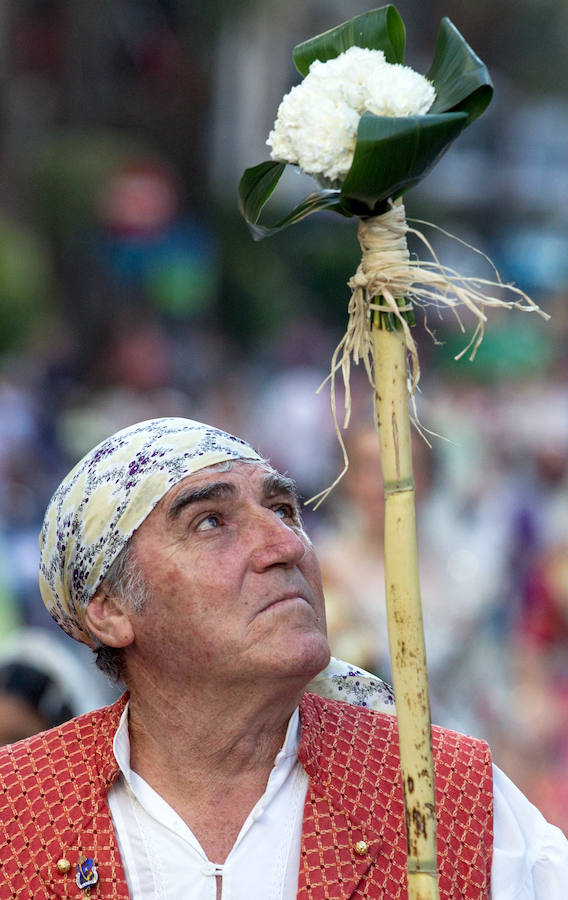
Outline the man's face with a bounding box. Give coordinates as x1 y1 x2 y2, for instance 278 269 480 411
123 461 330 687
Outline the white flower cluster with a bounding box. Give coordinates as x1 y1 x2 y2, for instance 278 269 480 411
267 46 436 184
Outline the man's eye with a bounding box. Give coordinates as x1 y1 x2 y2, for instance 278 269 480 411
274 504 296 521
195 514 221 532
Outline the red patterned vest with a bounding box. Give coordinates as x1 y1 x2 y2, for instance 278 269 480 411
0 692 492 898
298 693 493 899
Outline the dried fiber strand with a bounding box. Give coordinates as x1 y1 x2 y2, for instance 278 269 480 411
308 202 549 507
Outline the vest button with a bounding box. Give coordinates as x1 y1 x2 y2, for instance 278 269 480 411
353 840 369 856
56 858 71 874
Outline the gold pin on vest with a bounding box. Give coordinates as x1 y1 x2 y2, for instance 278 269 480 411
353 840 369 856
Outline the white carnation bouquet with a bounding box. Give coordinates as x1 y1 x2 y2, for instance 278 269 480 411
241 7 545 462
268 46 435 184
239 9 548 899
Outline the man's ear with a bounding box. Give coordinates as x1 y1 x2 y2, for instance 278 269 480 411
85 591 135 648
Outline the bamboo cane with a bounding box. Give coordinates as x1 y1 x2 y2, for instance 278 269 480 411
372 314 440 900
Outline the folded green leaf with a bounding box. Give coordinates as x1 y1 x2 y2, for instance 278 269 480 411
339 110 468 215
293 5 405 76
238 165 348 239
427 18 493 122
238 161 286 225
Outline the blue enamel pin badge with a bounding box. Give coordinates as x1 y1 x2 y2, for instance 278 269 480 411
76 855 99 891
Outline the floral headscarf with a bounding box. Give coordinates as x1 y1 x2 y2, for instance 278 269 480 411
39 417 263 646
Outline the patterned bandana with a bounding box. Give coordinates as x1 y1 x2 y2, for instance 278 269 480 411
39 417 263 646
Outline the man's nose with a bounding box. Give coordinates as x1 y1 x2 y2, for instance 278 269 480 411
249 510 307 571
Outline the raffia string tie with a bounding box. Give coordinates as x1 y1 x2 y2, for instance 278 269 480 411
308 201 549 508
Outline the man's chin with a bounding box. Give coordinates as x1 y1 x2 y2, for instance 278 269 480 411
273 633 331 683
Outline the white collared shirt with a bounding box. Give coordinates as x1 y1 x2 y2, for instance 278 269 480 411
107 658 568 899
108 705 308 899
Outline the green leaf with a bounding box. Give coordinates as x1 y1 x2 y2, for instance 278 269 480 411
426 18 493 122
340 110 468 215
238 161 348 240
293 5 405 76
238 161 286 225
248 190 348 241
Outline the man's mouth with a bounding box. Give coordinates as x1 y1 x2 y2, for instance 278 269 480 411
261 593 309 613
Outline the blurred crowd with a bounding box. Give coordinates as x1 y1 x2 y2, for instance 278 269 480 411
0 308 567 833
0 0 567 839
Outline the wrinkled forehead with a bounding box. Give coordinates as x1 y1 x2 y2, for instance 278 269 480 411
154 458 299 518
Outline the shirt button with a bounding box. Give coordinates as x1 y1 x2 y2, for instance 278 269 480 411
201 862 224 877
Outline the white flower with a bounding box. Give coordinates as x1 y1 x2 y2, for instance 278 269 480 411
267 46 436 184
267 85 360 183
308 46 386 114
365 64 435 117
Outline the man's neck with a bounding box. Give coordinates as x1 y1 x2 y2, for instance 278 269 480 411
123 672 305 861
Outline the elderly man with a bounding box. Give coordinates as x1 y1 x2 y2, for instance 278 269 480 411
0 417 566 899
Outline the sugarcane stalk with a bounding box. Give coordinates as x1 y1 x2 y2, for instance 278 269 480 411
372 311 440 900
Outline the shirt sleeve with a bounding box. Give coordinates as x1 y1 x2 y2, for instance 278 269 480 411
491 764 568 899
